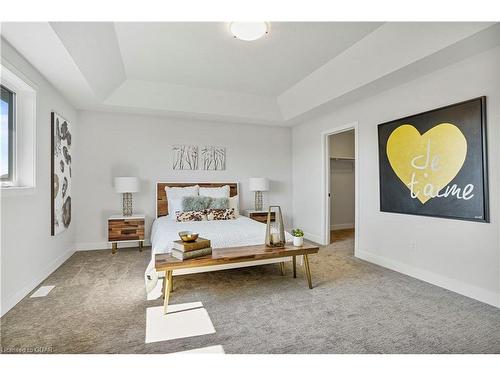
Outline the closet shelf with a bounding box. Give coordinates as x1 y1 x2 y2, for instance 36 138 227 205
330 157 355 161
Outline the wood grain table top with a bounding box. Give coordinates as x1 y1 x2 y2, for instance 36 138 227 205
155 242 319 271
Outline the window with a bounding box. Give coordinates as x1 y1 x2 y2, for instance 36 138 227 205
1 84 15 183
1 63 36 191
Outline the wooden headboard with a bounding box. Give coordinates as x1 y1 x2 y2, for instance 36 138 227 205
156 182 238 218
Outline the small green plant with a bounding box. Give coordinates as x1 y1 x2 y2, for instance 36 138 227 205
292 228 304 237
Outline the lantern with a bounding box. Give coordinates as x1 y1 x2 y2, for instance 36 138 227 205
265 206 285 248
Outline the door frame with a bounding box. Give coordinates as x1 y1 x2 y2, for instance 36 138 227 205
321 121 359 250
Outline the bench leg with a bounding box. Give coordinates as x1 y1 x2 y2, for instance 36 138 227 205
163 270 172 314
293 256 297 278
279 262 285 276
303 254 312 289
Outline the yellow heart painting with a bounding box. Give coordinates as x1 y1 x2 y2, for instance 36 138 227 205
386 123 467 204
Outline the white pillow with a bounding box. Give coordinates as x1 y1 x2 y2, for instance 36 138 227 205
165 185 199 220
168 198 183 217
165 184 199 198
199 185 230 198
229 195 240 217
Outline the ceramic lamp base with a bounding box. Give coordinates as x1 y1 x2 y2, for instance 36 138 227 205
254 191 263 211
122 192 133 216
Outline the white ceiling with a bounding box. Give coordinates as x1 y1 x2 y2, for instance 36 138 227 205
1 22 498 125
114 22 381 96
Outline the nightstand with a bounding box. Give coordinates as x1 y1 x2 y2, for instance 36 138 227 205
244 210 275 223
107 214 145 254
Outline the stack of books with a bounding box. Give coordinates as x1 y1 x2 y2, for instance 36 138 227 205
171 237 212 260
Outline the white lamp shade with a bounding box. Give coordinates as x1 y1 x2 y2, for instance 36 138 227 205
249 177 269 192
114 177 140 193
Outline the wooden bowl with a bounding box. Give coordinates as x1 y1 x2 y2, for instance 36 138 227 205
178 231 199 242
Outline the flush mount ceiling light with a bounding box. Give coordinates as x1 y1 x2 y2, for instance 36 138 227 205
230 22 269 41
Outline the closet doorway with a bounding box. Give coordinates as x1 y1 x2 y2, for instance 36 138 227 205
323 123 358 249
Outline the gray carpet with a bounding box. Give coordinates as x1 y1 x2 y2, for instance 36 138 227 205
1 231 499 354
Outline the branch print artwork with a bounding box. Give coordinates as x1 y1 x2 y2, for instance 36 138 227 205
173 145 198 170
202 146 226 170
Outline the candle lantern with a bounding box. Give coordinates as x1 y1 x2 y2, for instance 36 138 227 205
265 206 285 248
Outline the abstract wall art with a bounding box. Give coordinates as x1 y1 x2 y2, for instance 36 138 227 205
201 146 226 170
378 97 488 222
51 112 72 235
173 144 198 170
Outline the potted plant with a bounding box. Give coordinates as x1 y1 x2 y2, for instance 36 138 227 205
291 228 304 246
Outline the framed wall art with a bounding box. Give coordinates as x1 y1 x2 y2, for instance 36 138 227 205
378 97 488 222
201 146 226 170
51 112 73 235
172 145 198 170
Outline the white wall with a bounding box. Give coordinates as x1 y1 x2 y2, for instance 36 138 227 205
1 39 77 315
75 111 293 250
292 47 500 307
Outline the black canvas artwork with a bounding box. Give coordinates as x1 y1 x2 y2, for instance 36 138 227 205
378 97 489 222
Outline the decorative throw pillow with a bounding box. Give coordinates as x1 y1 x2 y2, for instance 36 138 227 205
208 197 229 209
207 208 236 221
182 196 211 212
176 210 207 222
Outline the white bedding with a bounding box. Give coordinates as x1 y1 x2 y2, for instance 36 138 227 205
151 215 291 255
145 215 293 296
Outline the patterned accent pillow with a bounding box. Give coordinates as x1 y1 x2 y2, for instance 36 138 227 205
207 208 236 221
176 210 207 222
208 197 229 209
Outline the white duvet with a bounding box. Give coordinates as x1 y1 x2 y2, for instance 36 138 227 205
145 216 293 295
151 215 292 254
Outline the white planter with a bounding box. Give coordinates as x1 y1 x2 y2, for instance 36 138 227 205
293 236 304 247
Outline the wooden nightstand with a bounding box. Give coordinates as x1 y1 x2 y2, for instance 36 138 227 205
244 210 275 224
107 214 145 254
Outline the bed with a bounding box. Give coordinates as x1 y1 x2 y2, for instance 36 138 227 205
145 182 293 299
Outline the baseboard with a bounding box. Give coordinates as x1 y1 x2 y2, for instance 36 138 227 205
1 245 75 317
303 231 323 245
76 240 151 251
356 250 500 308
330 223 354 230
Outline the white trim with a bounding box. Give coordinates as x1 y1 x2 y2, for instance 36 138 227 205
303 231 323 245
356 250 500 308
76 240 151 251
321 122 359 248
330 223 355 230
0 61 37 190
108 214 146 220
1 245 74 317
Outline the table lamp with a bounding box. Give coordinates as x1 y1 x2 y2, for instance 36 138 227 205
249 177 269 211
114 177 140 216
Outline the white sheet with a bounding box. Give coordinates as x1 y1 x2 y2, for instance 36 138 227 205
145 216 293 295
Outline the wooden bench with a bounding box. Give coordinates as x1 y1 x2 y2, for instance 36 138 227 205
155 242 319 314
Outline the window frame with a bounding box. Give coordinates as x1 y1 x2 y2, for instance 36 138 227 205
1 62 37 192
1 84 16 184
